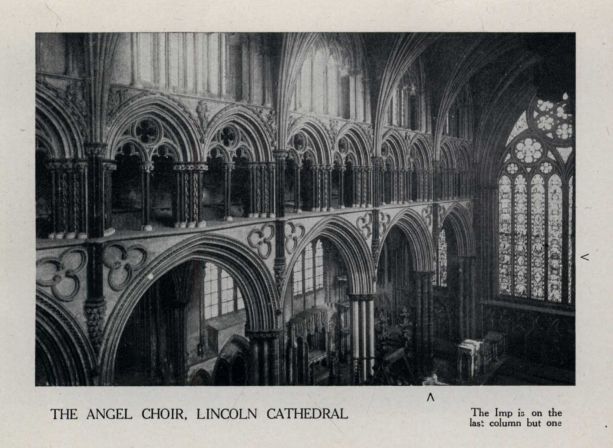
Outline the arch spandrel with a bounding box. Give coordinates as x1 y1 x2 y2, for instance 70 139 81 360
204 104 274 163
376 206 434 273
98 232 279 384
286 116 333 166
438 201 475 257
281 215 376 300
106 93 203 162
36 83 86 159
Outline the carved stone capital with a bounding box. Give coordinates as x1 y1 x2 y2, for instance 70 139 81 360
84 142 108 158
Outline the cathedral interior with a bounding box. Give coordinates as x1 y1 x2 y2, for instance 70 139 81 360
34 32 575 386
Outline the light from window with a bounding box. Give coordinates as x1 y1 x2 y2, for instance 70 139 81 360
293 251 303 296
204 263 219 318
304 243 314 293
315 241 324 289
497 94 574 304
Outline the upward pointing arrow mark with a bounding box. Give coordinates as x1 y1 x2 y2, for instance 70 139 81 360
580 253 590 261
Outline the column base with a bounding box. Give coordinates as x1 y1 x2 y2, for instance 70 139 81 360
142 224 153 232
225 216 234 222
187 221 196 229
103 227 115 237
197 220 207 228
65 232 77 239
77 232 88 240
269 213 275 218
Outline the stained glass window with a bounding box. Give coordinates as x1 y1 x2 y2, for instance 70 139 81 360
547 175 563 303
513 175 528 297
568 177 574 303
530 175 545 300
498 176 512 295
497 94 574 305
438 229 448 287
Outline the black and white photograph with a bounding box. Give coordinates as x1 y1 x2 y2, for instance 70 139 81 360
34 32 575 387
1 1 611 446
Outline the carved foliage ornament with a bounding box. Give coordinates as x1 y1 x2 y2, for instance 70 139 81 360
284 222 306 254
103 243 147 291
247 224 275 259
379 211 391 235
36 248 88 302
421 205 433 230
356 212 373 240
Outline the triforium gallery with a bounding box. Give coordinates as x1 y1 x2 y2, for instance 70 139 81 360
35 32 575 386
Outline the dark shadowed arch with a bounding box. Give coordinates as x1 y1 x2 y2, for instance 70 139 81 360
377 208 434 272
99 234 278 384
441 203 475 257
35 290 96 385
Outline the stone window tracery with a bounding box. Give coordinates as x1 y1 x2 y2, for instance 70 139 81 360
497 94 574 304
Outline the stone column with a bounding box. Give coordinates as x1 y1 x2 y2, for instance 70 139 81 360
255 163 263 217
458 256 477 340
173 163 186 228
273 150 287 218
413 271 434 376
294 162 302 213
140 161 153 231
85 143 110 238
224 162 234 221
326 165 332 211
74 160 88 238
349 294 375 384
246 330 281 385
196 163 207 227
247 162 256 218
267 161 276 218
352 166 359 207
339 166 345 209
312 166 319 211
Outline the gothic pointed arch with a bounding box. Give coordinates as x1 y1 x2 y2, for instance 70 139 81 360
371 34 439 154
282 216 375 301
35 83 86 159
204 104 274 163
381 128 409 169
106 93 202 162
35 290 96 385
408 133 433 171
377 208 434 272
335 123 371 167
287 116 333 165
441 203 475 257
98 233 278 384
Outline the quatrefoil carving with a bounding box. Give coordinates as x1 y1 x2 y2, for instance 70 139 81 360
103 243 147 291
356 212 373 239
284 222 306 254
36 248 88 302
247 224 275 259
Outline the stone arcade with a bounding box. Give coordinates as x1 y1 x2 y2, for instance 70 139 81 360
35 33 575 386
